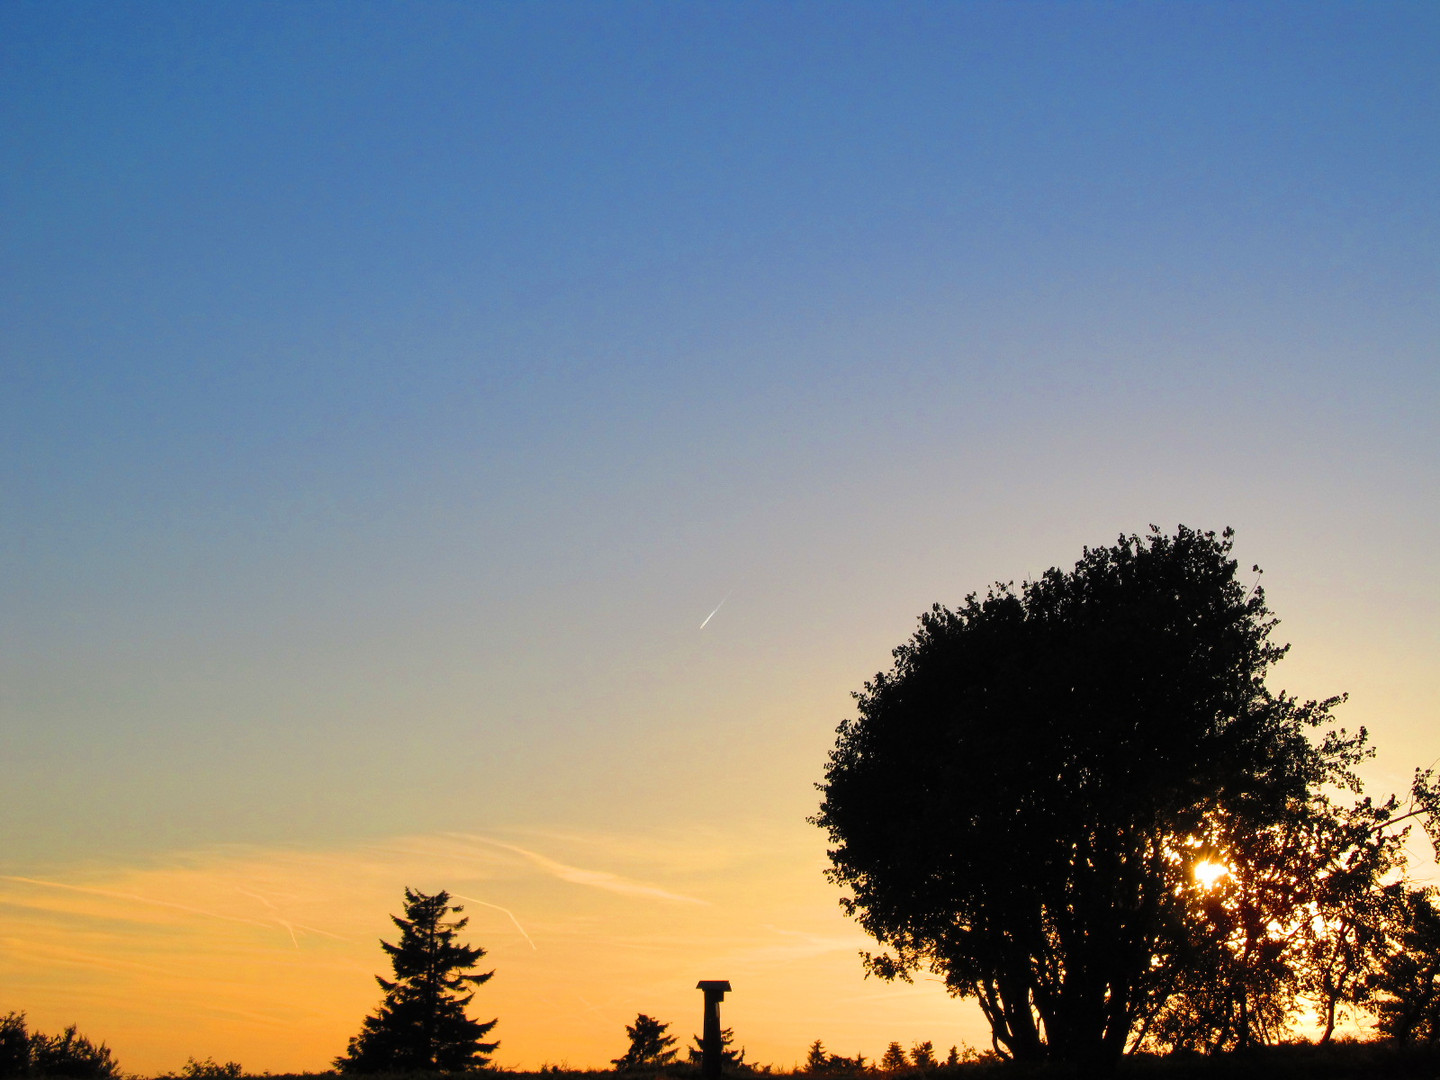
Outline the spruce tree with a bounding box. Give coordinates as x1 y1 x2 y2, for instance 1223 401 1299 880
689 1027 745 1070
611 1014 678 1071
336 887 498 1073
802 1041 828 1073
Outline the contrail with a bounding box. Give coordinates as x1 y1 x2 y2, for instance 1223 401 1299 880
454 894 538 950
699 590 732 630
235 887 352 944
3 876 276 931
455 836 708 905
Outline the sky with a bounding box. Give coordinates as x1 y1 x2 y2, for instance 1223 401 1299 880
1 0 1437 1072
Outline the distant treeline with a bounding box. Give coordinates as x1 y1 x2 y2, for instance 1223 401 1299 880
35 1040 1440 1080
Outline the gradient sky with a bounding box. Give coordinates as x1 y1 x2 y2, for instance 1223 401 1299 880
2 1 1437 1072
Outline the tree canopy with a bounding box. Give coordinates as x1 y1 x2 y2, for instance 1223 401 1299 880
612 1014 679 1071
1372 888 1440 1043
814 526 1422 1065
336 887 498 1073
0 1014 120 1080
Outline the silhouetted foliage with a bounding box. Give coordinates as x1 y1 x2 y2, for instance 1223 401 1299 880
878 1044 906 1072
335 887 498 1073
803 1042 829 1073
815 526 1423 1066
0 1016 29 1080
29 1028 119 1080
174 1058 243 1080
0 1014 120 1080
690 1027 745 1070
802 1041 864 1074
612 1015 678 1071
1139 748 1410 1053
439 1043 1440 1079
1373 887 1440 1042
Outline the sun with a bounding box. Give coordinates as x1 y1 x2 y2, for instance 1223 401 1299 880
1193 860 1230 889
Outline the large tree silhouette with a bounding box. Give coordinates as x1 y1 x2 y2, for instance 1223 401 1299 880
814 526 1384 1066
336 888 498 1073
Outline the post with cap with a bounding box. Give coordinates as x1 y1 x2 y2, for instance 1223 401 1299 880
696 980 731 1080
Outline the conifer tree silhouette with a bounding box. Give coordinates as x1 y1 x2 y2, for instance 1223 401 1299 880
908 1042 935 1069
689 1027 744 1070
802 1041 828 1073
879 1043 907 1072
611 1014 678 1071
336 888 498 1073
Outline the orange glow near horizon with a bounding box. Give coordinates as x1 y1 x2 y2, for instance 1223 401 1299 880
0 824 987 1075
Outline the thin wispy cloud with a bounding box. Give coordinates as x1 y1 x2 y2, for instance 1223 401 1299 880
458 836 709 906
0 935 177 979
454 895 537 950
2 876 281 932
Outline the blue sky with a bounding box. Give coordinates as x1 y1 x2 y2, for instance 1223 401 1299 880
1 1 1437 1069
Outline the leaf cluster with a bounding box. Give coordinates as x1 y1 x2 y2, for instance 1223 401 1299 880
1371 887 1440 1042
